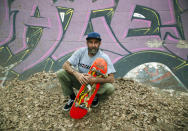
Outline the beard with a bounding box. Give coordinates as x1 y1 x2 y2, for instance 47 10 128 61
88 47 99 56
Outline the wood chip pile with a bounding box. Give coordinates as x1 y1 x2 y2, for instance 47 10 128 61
0 72 188 130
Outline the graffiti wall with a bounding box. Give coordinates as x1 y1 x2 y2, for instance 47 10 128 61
0 0 188 89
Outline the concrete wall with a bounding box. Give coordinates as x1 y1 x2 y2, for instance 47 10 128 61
0 0 188 89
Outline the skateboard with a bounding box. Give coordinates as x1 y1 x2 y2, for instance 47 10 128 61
70 57 108 119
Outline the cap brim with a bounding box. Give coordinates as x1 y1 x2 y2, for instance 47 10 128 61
86 37 101 41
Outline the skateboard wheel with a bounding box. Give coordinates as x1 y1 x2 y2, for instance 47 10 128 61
87 84 92 90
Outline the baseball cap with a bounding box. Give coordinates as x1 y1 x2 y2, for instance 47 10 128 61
86 32 102 41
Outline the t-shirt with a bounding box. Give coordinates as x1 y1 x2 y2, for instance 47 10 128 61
68 47 116 75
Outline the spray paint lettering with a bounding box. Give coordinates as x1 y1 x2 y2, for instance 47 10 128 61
0 0 187 89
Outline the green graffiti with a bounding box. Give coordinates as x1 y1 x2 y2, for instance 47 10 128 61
57 7 74 32
0 5 42 70
53 0 58 3
127 1 186 41
173 0 185 40
26 6 43 59
127 5 161 37
43 58 54 72
84 8 115 35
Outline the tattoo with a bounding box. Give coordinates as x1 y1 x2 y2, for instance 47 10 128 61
63 61 76 75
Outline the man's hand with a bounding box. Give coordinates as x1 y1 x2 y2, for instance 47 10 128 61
63 61 114 84
75 72 114 85
75 73 94 85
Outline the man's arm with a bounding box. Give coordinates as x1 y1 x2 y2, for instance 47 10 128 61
62 61 77 75
63 61 115 84
63 61 90 85
90 73 115 84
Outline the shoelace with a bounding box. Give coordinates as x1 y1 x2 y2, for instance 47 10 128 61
67 99 74 105
93 97 97 101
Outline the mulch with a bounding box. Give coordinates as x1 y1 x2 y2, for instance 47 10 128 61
0 72 188 130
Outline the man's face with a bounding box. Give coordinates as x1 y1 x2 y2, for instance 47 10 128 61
87 39 101 56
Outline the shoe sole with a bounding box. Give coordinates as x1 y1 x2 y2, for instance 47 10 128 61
63 108 71 111
91 102 99 108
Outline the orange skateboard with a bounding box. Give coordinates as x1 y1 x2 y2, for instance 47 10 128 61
70 58 107 119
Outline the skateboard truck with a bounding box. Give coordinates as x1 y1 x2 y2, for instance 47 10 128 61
75 102 90 110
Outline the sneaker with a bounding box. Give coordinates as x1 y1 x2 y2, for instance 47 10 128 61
63 99 74 111
91 96 99 107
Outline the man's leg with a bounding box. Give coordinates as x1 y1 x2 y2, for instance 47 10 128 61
57 69 81 96
56 69 81 111
97 83 115 99
91 83 115 107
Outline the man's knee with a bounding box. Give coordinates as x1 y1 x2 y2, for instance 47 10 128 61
100 83 115 96
56 69 69 81
105 83 115 95
56 69 63 77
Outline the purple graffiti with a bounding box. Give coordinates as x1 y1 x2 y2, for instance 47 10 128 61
51 0 115 60
0 0 187 75
0 0 13 45
11 0 62 73
110 0 188 60
91 17 127 62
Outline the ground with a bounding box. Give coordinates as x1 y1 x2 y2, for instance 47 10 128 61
0 72 188 130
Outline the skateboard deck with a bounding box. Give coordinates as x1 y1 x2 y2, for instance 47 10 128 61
70 57 107 119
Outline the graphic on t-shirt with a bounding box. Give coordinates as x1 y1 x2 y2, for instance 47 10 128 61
78 63 91 69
